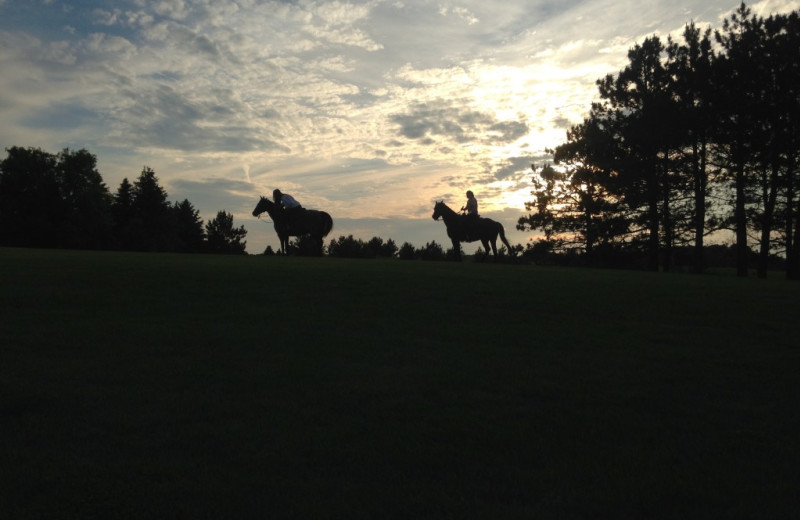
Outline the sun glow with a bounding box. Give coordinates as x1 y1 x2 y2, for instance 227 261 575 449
500 187 535 212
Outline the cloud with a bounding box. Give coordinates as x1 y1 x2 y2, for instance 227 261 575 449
492 156 537 181
170 176 253 211
21 102 99 131
390 100 528 146
105 83 288 153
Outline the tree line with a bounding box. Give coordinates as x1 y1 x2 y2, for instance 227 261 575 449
517 3 799 279
284 234 484 261
0 145 495 260
0 147 248 254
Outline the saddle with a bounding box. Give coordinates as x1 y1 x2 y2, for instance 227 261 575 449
463 214 480 241
277 206 300 233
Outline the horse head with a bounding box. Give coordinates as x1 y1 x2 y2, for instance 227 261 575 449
432 200 446 221
252 196 272 217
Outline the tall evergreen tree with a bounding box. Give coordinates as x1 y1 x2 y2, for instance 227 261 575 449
740 11 793 278
714 3 763 277
172 199 206 253
668 24 717 273
761 11 800 280
130 167 172 251
596 36 680 270
781 12 800 279
111 177 138 250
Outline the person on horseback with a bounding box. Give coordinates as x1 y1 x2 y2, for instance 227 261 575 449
273 189 303 233
273 189 302 210
461 190 479 240
462 190 479 217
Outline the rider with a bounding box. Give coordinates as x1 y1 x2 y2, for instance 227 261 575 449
273 189 303 231
461 190 479 239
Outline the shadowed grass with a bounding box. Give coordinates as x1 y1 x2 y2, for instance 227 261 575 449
1 248 798 518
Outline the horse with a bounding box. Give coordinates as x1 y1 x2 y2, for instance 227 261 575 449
432 201 512 261
252 196 333 255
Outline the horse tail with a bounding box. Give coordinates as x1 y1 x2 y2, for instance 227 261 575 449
498 223 512 253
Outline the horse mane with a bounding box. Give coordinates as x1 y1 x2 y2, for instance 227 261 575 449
255 196 280 218
435 201 458 218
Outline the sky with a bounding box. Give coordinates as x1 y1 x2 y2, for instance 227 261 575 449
0 0 795 253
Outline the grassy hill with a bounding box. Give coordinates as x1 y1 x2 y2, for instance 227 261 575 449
1 248 798 518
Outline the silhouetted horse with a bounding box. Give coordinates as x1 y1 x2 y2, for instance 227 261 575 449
252 196 333 255
432 201 512 261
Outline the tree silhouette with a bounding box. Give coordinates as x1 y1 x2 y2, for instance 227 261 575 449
0 146 112 249
600 36 678 271
367 236 398 258
0 147 61 247
171 199 205 253
110 177 137 250
667 23 717 273
287 234 324 256
398 242 417 260
418 241 446 261
521 4 800 278
327 235 399 258
205 211 247 254
131 167 172 251
328 234 369 258
55 148 113 249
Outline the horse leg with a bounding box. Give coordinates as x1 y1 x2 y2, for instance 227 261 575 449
452 239 461 261
482 239 495 262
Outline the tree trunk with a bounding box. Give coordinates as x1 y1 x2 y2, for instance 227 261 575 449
584 183 596 261
791 204 800 280
662 196 672 273
648 177 660 272
735 156 749 277
692 140 707 274
662 157 673 273
786 159 798 280
757 162 779 278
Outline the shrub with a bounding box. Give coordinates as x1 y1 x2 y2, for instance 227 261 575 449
398 242 418 260
419 241 446 261
328 235 371 258
286 235 323 256
367 236 398 258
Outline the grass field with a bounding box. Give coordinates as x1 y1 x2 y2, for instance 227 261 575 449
1 247 798 519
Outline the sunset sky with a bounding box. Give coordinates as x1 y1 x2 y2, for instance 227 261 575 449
1 0 794 253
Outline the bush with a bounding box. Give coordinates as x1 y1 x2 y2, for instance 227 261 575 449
418 241 446 261
446 244 463 261
327 235 400 259
286 235 324 256
367 236 398 258
398 242 418 260
328 235 371 258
